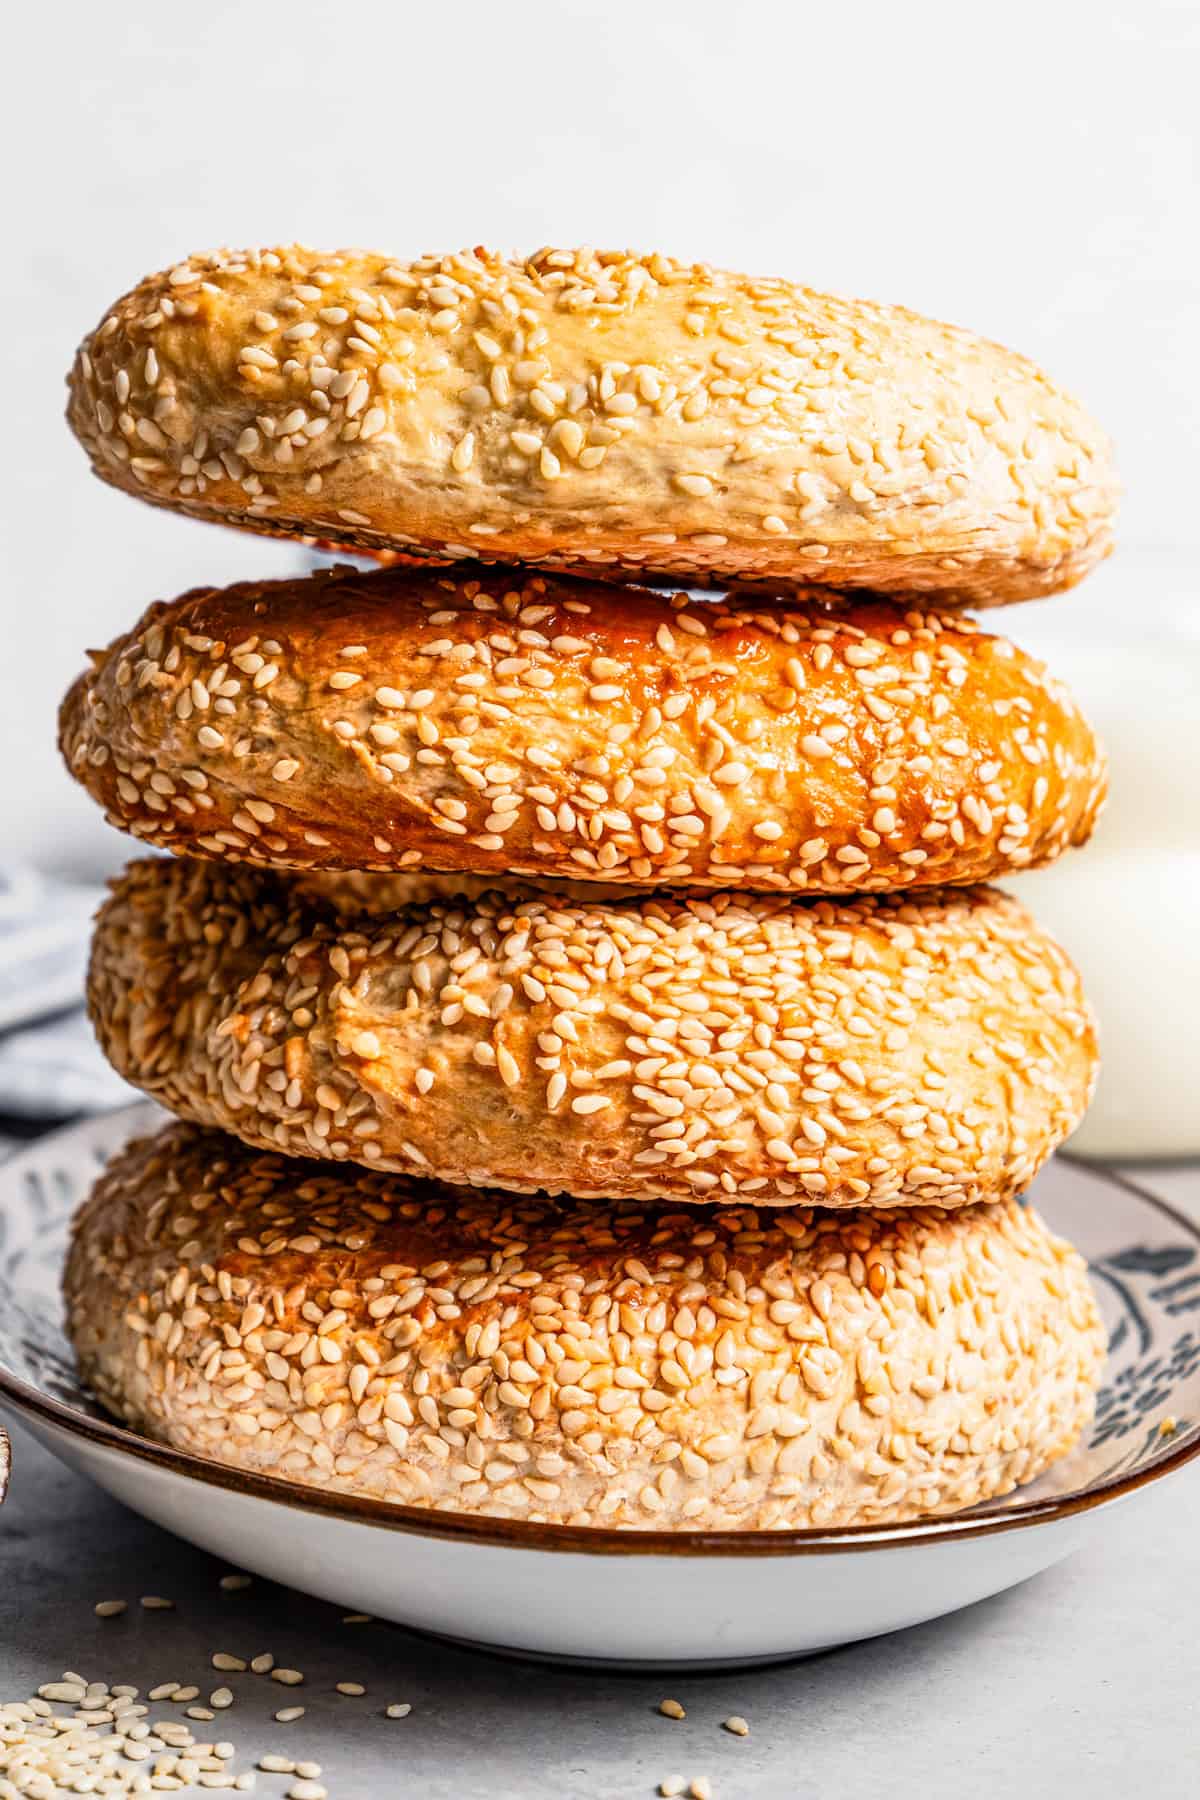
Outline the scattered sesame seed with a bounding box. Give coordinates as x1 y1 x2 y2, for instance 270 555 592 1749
335 1682 366 1697
270 1669 304 1687
94 1599 127 1618
723 1716 749 1736
274 1707 306 1724
140 1595 174 1610
385 1703 412 1719
659 1699 686 1721
0 1664 273 1795
212 1653 247 1672
219 1574 253 1592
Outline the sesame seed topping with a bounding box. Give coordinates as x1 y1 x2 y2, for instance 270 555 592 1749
62 567 1106 899
88 860 1098 1215
66 1119 1104 1533
66 244 1114 607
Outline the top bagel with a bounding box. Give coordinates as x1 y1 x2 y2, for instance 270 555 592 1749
66 245 1116 605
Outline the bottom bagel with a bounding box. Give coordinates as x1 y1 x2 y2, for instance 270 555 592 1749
65 1123 1105 1530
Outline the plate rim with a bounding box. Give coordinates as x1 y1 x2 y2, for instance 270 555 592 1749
1 1108 1198 1560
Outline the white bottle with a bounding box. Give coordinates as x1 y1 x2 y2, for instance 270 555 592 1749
996 550 1200 1158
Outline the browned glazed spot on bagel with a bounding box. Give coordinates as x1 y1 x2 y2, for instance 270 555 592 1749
59 564 1107 893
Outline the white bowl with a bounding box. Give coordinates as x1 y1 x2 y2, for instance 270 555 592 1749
1 1106 1197 1668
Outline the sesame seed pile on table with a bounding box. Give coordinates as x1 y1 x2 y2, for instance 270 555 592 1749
58 245 1116 1532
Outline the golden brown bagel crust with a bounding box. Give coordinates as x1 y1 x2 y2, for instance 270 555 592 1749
58 566 1106 893
88 861 1098 1208
65 245 1116 606
65 1122 1105 1529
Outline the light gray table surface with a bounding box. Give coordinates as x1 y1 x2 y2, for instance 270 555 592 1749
1 1160 1197 1800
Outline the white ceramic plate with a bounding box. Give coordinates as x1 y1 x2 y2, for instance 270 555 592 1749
1 1105 1197 1668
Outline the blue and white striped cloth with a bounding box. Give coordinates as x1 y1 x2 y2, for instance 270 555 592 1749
0 868 133 1121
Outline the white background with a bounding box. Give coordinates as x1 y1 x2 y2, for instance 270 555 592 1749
3 0 1197 874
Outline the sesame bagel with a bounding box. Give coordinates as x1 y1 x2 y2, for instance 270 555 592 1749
59 565 1106 893
66 245 1116 606
65 1122 1106 1529
88 860 1097 1208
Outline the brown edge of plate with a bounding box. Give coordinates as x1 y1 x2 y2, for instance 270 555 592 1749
0 1152 1196 1558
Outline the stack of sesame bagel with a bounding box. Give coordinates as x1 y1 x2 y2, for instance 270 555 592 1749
60 245 1114 1532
